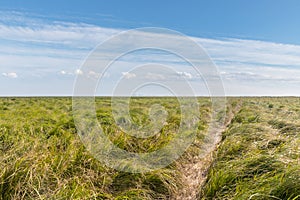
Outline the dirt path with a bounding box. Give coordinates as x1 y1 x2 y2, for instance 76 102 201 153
172 101 242 200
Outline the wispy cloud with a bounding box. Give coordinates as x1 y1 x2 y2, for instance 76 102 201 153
0 11 120 48
0 11 300 95
197 37 300 68
74 69 83 75
122 72 136 79
2 72 18 78
177 71 193 79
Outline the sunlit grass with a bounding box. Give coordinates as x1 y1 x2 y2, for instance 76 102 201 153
0 97 211 199
0 97 299 199
201 98 300 200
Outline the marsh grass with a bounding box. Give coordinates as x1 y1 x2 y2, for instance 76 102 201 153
201 98 300 200
0 97 212 199
1 97 299 199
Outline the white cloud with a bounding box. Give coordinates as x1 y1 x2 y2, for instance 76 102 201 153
196 37 300 67
87 70 99 78
177 71 193 79
0 13 119 49
122 72 136 79
2 72 18 78
87 71 110 79
75 69 83 75
59 70 75 76
1 11 300 95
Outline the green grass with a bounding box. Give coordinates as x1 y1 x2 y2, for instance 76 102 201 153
0 97 212 199
201 98 300 200
0 97 299 199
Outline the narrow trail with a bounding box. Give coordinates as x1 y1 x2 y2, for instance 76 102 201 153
172 101 242 200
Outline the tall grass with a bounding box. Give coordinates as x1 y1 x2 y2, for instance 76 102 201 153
0 97 211 199
201 98 300 200
1 97 299 199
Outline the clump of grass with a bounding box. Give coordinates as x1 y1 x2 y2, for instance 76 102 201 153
0 97 213 199
201 98 300 200
268 120 300 135
1 97 299 199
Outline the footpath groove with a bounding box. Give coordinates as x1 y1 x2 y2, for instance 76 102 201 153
172 101 242 200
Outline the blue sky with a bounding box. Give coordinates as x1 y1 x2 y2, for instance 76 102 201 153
1 0 300 96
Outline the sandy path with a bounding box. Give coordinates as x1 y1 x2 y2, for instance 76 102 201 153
172 101 242 200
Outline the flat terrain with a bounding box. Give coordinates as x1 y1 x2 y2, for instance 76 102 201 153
0 97 299 199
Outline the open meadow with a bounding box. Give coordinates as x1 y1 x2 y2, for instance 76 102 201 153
0 97 299 199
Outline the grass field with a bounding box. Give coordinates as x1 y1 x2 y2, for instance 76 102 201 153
201 98 300 200
0 97 299 199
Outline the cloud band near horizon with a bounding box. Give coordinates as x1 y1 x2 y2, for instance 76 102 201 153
1 11 300 96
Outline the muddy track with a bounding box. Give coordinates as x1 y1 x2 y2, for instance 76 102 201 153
172 101 242 200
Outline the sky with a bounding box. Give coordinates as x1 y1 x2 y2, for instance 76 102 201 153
1 0 300 96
